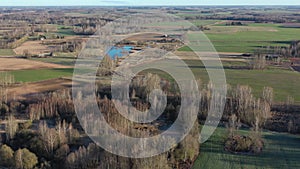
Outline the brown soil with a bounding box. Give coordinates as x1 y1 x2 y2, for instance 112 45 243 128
14 40 49 55
7 78 73 101
0 58 71 71
14 36 85 55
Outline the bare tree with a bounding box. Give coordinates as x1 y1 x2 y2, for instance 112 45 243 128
262 86 273 106
250 54 266 70
5 115 18 141
39 121 58 155
227 114 239 137
56 120 68 146
0 72 15 86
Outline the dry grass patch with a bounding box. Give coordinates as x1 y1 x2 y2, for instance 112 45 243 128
14 41 49 55
7 78 73 101
0 58 71 71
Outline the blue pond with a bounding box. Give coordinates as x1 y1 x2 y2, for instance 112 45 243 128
107 46 133 60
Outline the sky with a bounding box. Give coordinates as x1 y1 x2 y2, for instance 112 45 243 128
0 0 300 6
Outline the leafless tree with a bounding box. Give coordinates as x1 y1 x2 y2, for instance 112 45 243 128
39 121 58 155
5 115 18 141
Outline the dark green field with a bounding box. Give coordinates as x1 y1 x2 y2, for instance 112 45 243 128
11 68 74 83
179 23 300 53
30 54 76 66
193 127 300 169
56 25 78 36
147 59 300 103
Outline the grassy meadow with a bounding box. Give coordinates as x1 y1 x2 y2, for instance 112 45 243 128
193 127 300 169
0 49 15 56
179 22 300 53
147 59 300 103
30 54 76 66
11 68 74 83
56 25 78 36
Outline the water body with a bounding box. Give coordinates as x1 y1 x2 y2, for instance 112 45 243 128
107 46 133 60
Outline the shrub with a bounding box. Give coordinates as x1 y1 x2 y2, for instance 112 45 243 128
225 134 263 154
14 148 38 169
0 144 14 167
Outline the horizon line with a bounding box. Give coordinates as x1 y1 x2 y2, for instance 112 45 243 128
1 5 300 7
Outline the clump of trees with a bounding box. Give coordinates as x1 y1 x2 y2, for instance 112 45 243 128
256 40 300 58
0 86 8 112
224 133 263 154
14 148 38 169
0 144 14 167
0 72 15 86
73 23 97 35
28 90 74 120
224 109 264 154
199 83 272 128
5 115 18 141
65 143 102 169
223 85 273 155
97 55 115 76
0 73 14 115
0 144 38 169
250 54 267 70
224 111 264 154
38 120 79 157
226 85 272 128
196 82 273 155
225 21 244 26
290 40 300 58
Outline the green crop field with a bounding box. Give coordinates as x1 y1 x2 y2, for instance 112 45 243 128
57 29 77 36
30 55 76 66
192 127 300 169
11 68 74 83
190 60 300 102
147 59 300 103
57 28 77 36
54 25 78 36
0 49 15 56
179 23 300 53
192 20 221 26
148 20 220 27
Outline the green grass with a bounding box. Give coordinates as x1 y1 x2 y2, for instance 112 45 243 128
11 68 74 83
30 55 76 66
191 60 300 102
192 127 300 169
207 25 300 53
147 59 300 103
0 49 15 56
148 20 219 27
57 28 77 36
179 23 300 53
148 21 194 27
192 20 221 26
55 25 77 36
